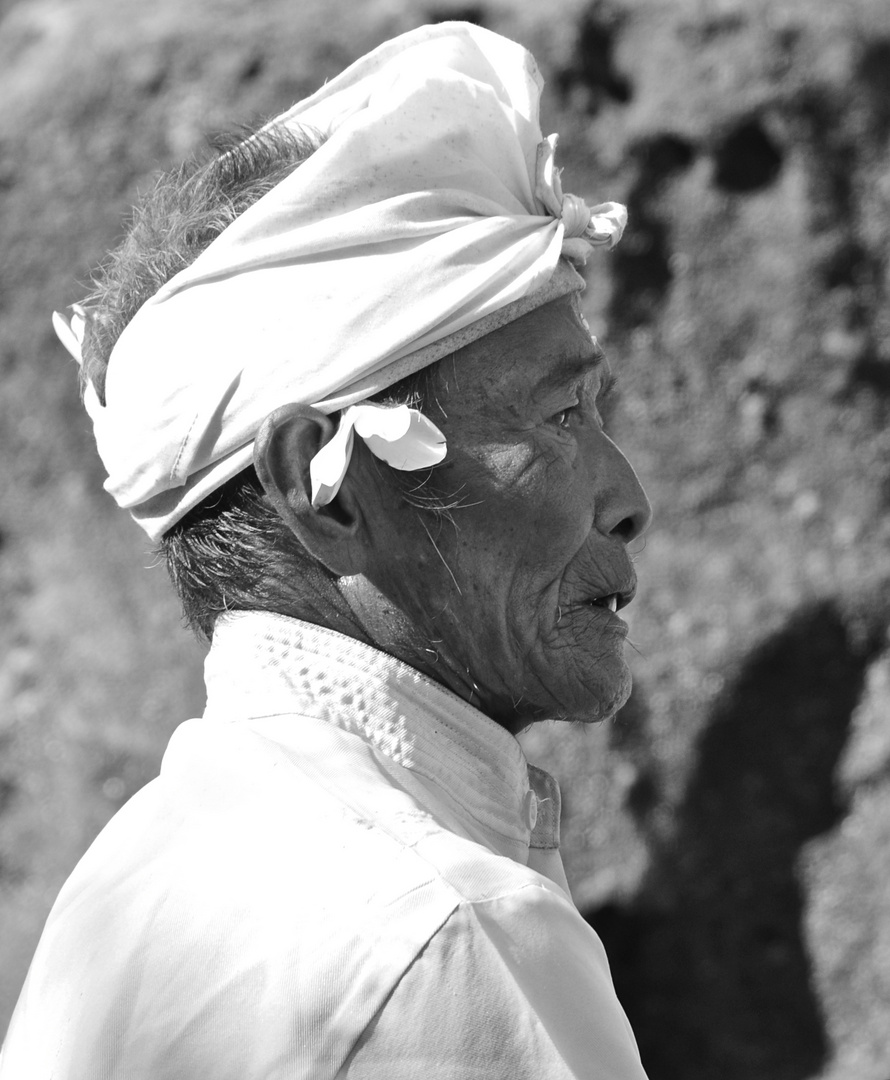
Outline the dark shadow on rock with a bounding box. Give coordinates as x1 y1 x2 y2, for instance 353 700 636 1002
239 55 265 85
608 133 696 331
585 599 880 1079
849 352 890 396
858 38 890 142
427 4 487 26
0 735 18 884
792 84 889 398
555 0 633 112
712 116 783 194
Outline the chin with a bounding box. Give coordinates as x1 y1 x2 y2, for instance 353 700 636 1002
557 656 633 725
493 624 635 730
529 607 633 723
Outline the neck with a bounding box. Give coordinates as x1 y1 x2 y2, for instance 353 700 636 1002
249 575 507 731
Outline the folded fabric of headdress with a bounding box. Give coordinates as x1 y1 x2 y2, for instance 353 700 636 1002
55 21 626 539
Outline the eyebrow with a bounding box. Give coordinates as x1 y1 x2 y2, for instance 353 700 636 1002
532 340 608 395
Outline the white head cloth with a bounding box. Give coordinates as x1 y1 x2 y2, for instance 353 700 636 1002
58 22 626 539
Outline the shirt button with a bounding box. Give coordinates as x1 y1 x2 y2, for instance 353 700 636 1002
522 789 538 831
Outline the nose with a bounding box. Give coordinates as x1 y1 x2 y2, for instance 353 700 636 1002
594 435 652 543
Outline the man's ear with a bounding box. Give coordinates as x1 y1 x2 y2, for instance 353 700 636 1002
253 404 367 577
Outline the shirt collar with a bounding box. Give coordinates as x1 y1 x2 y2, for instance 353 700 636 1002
203 610 560 850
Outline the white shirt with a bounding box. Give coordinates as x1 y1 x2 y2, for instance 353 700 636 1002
1 612 648 1079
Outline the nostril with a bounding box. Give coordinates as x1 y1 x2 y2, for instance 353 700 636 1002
609 495 652 543
610 515 638 542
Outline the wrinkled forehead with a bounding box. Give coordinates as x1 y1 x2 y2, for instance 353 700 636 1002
436 293 606 419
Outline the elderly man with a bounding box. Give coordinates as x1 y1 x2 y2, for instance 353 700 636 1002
2 22 651 1080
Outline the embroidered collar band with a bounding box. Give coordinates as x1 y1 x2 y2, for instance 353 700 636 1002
203 611 563 857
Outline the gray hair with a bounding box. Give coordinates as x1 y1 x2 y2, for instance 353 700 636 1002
81 123 443 639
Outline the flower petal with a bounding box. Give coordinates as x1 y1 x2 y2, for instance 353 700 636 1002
309 403 447 508
353 403 413 442
52 304 88 363
309 413 358 508
361 407 447 470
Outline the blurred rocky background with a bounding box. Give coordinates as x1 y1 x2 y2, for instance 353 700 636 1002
1 0 889 1075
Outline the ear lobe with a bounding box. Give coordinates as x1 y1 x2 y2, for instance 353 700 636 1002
253 404 366 576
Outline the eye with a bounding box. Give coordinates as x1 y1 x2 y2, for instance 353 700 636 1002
554 404 579 429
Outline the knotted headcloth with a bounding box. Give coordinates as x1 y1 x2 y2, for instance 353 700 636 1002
55 22 626 539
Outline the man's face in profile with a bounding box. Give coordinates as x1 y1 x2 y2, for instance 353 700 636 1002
361 295 652 732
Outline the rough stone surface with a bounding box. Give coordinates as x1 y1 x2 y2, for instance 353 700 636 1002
2 1 889 1075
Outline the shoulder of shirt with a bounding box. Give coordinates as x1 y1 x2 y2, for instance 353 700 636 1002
51 712 568 947
6 712 581 1078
